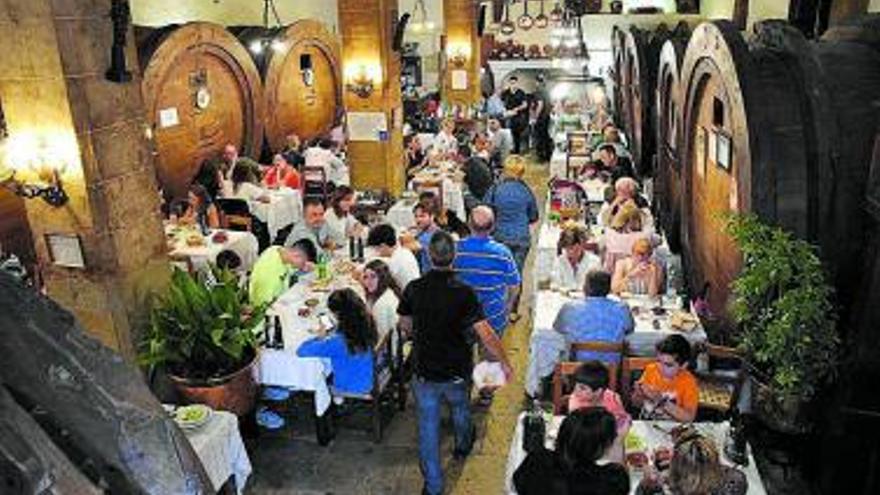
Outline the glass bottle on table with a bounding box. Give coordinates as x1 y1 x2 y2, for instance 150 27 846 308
523 399 546 454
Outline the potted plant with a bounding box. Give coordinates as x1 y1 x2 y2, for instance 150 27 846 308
725 214 839 433
140 267 266 416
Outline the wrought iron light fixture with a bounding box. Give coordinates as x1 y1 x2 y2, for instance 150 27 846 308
0 168 68 208
249 0 286 55
346 65 377 99
105 0 132 83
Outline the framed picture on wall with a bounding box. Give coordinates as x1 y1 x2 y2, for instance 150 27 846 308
716 131 732 171
696 126 707 179
45 233 85 269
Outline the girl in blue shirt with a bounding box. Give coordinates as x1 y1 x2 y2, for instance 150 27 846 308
297 288 377 395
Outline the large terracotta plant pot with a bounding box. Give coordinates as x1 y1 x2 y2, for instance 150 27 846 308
750 373 810 435
169 354 259 417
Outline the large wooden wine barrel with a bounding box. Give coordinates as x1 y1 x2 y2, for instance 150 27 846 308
138 22 265 199
233 20 342 154
620 24 674 176
611 26 627 124
678 18 880 319
679 20 824 317
653 25 691 254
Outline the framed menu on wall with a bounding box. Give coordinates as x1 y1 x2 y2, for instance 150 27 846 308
45 233 85 269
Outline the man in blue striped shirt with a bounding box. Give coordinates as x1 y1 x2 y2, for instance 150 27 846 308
453 206 521 336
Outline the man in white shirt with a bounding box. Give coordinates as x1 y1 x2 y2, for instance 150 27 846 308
551 227 602 291
487 117 514 166
365 223 421 290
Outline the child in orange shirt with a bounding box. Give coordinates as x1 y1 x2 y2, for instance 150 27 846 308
633 335 699 422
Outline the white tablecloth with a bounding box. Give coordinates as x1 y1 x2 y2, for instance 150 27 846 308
249 188 302 241
256 264 364 416
550 149 594 179
525 290 708 397
386 198 419 231
505 416 767 495
168 228 259 272
184 410 252 494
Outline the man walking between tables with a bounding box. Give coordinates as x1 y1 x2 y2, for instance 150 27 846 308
398 231 513 495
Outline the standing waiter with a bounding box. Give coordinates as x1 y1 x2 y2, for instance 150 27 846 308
531 74 553 162
501 76 529 155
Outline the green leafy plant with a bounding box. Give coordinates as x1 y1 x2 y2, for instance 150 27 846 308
139 267 266 383
725 213 839 404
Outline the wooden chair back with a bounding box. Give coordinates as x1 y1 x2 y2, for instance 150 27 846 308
302 166 329 201
411 179 445 209
621 356 654 408
696 344 747 416
551 341 625 415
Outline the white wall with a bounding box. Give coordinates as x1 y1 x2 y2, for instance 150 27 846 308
399 0 444 89
131 0 339 31
700 0 790 28
871 0 880 12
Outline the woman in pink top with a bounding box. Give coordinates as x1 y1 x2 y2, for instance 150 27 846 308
567 361 631 436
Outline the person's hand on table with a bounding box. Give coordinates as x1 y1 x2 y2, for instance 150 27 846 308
324 240 337 252
635 382 662 403
257 196 271 203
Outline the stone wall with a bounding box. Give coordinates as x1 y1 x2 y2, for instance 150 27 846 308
0 0 169 357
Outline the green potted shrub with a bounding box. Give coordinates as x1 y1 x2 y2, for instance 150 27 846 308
140 267 266 416
725 214 839 432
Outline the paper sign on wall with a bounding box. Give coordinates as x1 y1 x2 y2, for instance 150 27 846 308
159 107 180 129
452 70 468 90
348 112 388 142
158 107 179 129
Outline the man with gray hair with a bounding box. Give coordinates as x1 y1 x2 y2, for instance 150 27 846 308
453 206 521 337
398 230 512 495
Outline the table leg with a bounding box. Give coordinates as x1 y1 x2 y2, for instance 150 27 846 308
315 404 336 446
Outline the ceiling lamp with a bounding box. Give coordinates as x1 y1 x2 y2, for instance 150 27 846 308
249 0 286 55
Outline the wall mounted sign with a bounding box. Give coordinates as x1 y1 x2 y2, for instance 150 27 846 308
45 233 85 269
348 112 388 142
451 70 468 90
716 131 732 171
158 107 179 128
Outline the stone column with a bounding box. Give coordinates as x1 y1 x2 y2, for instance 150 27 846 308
443 0 482 108
0 0 169 357
338 0 405 194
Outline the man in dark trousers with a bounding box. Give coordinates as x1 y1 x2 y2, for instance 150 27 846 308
398 231 513 495
531 74 553 162
501 76 529 155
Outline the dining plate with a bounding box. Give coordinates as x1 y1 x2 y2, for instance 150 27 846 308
174 404 213 430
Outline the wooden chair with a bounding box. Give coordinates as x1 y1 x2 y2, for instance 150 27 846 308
695 344 747 419
302 166 329 201
216 198 253 232
552 341 625 414
411 179 445 209
395 326 414 412
331 330 397 443
621 355 655 411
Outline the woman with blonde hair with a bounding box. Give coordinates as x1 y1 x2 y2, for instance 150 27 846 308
636 433 747 495
602 200 655 272
484 154 539 321
611 237 664 296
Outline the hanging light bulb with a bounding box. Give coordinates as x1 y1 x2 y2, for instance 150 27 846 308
271 39 286 52
249 40 265 54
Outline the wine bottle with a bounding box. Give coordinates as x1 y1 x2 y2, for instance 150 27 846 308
273 315 284 350
522 400 546 454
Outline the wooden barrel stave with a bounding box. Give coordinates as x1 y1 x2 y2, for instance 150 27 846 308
654 32 689 254
233 20 342 155
138 22 265 199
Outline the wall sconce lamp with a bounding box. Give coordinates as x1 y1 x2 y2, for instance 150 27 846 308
0 168 68 207
447 44 470 69
106 0 132 83
0 132 74 208
345 64 379 99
